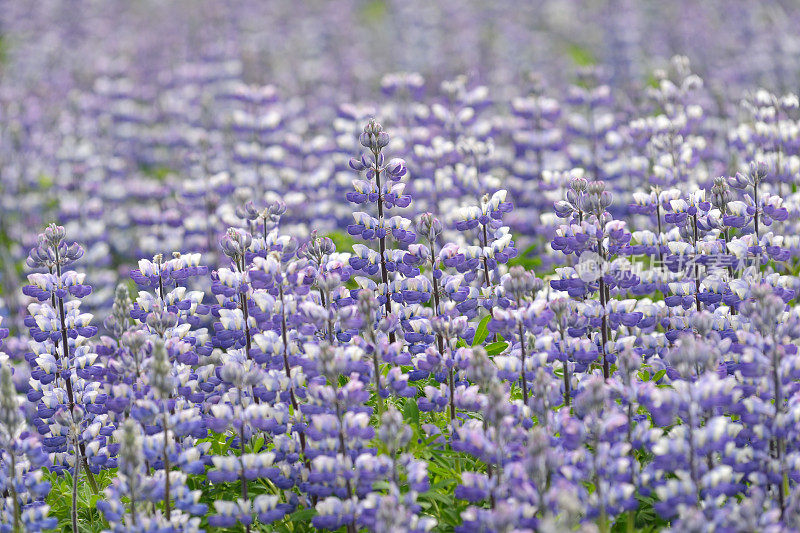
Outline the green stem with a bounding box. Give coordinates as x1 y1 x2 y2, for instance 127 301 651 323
372 343 385 416
162 409 171 520
373 148 396 345
278 283 309 461
10 453 20 533
239 417 250 533
71 436 81 533
54 247 98 495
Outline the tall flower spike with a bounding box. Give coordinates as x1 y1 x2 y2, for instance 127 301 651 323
149 337 176 520
149 338 175 400
23 225 100 499
348 119 412 345
116 419 145 525
104 283 133 338
0 361 56 533
0 363 23 439
378 406 411 457
217 227 256 360
0 362 24 533
731 161 769 239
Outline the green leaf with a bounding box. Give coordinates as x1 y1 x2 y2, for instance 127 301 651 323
567 43 596 66
421 487 456 505
638 370 650 382
652 369 667 383
403 398 420 428
372 480 393 491
287 507 317 522
423 433 442 446
519 243 537 257
472 315 491 346
508 242 543 270
485 341 508 355
325 230 359 254
251 435 265 452
361 0 387 24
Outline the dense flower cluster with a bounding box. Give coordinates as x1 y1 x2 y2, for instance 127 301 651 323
3 2 800 532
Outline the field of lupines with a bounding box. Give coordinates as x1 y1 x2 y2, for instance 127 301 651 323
3 1 800 532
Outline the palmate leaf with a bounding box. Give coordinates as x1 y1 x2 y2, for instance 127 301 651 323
45 468 111 533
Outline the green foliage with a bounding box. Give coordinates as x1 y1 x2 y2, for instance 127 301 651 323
45 469 114 533
611 496 670 532
37 173 56 190
41 337 671 533
326 230 359 255
0 35 8 66
360 0 387 24
403 396 421 428
138 165 173 182
42 422 672 532
567 43 597 67
508 242 543 271
472 315 491 346
326 231 361 290
485 340 508 355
